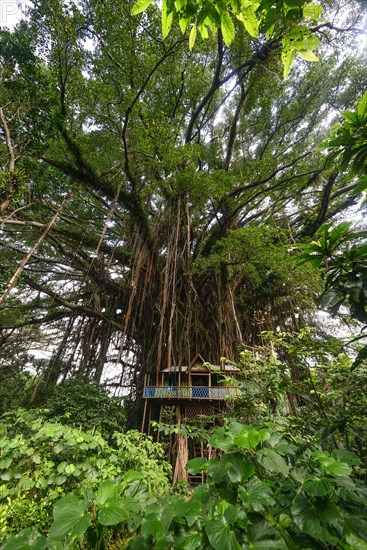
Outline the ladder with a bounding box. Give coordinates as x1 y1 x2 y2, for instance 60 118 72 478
187 442 205 485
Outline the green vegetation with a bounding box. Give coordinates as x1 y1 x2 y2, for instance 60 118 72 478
1 0 367 547
0 409 171 544
2 423 367 549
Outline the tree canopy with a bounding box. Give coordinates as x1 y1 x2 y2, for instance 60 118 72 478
0 0 366 401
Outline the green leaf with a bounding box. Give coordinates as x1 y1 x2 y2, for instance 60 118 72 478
179 17 190 34
238 478 275 511
186 456 207 474
357 93 367 119
32 454 41 464
205 517 241 550
123 470 144 484
162 0 174 39
299 50 319 62
199 24 209 39
332 449 360 466
291 495 340 543
141 513 169 541
189 25 197 50
302 2 324 19
237 8 259 38
345 533 367 550
319 288 345 310
282 46 295 78
318 457 352 477
209 428 236 452
65 463 75 474
175 530 203 549
0 457 12 469
17 476 35 490
172 499 202 527
233 427 260 449
244 519 284 549
98 497 130 526
95 480 120 506
206 458 228 483
221 11 235 46
303 477 332 497
131 0 154 16
49 493 91 541
2 528 47 550
257 448 289 476
57 461 66 473
222 453 255 483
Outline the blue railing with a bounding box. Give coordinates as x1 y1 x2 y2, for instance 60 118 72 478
143 386 240 399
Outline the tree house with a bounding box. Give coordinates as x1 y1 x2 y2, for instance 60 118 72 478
141 354 240 483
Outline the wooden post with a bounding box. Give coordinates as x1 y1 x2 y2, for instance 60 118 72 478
173 434 188 483
141 398 148 433
147 402 152 436
157 403 163 442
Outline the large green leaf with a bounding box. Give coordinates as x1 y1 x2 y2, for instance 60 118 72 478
238 478 275 511
222 453 255 483
303 477 332 497
175 530 203 549
291 495 340 543
357 93 367 119
48 494 91 541
131 0 154 16
205 517 241 550
209 428 236 452
344 533 367 550
319 288 345 310
122 470 144 484
257 448 289 476
95 480 120 506
299 50 319 62
318 456 352 477
2 529 47 550
189 25 197 50
220 11 235 46
162 0 174 39
172 498 202 527
282 46 295 78
141 513 169 541
332 449 360 466
186 456 207 474
237 7 259 38
206 458 228 482
233 427 261 449
98 497 131 526
244 519 285 549
302 2 324 19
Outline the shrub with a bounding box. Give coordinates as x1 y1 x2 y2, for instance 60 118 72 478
3 423 367 549
34 379 127 442
0 409 171 544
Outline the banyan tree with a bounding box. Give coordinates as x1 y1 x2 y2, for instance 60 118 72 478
0 0 366 421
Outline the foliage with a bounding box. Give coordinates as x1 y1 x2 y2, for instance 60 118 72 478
220 329 367 476
34 379 127 442
322 92 367 183
0 0 365 395
300 222 367 323
0 169 27 208
4 423 367 549
0 409 171 543
132 0 323 76
0 369 35 416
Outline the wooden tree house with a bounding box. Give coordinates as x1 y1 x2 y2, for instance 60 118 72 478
141 354 240 483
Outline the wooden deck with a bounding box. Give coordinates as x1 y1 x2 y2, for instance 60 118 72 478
142 386 240 399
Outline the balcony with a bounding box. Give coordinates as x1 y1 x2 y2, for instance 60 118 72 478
142 386 240 399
